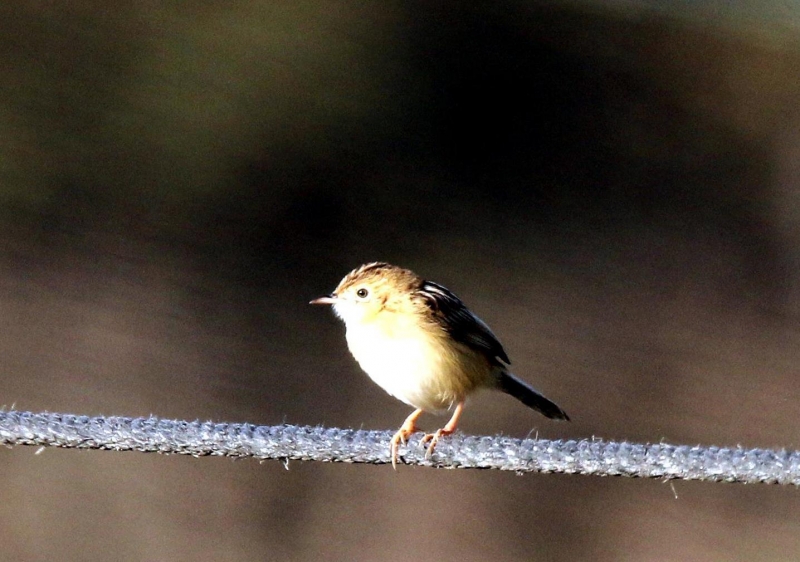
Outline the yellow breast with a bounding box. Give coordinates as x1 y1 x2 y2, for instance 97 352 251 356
344 311 492 413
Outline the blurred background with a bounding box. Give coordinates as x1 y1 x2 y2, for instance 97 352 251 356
1 1 799 560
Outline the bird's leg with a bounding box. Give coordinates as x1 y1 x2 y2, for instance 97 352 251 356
390 408 425 469
421 401 465 459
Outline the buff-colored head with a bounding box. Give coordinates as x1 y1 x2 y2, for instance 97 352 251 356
310 262 422 325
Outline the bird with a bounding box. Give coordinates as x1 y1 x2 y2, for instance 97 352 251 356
310 262 569 468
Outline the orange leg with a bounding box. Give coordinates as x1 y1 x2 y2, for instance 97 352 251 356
421 401 465 459
390 408 425 469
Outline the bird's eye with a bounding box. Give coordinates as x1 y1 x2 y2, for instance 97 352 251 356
356 288 369 299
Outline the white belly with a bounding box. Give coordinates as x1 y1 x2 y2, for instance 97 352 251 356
344 322 471 413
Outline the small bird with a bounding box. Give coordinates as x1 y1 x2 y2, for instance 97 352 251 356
310 262 569 468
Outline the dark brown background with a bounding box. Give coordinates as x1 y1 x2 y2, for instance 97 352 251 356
1 2 799 560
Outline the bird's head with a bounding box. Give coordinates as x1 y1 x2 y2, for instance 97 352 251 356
310 262 421 326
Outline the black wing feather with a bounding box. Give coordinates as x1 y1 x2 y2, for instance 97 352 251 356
418 281 511 365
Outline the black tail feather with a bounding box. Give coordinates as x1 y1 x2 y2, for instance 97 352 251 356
497 372 570 421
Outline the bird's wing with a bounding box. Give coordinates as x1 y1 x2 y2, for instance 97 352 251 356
417 280 511 365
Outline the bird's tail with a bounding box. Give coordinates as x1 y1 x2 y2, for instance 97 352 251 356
497 372 570 421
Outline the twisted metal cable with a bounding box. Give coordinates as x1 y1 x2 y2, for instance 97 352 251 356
0 410 797 485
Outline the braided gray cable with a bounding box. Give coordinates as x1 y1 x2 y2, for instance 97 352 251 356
0 410 796 485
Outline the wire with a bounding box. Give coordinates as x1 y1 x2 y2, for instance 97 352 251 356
0 410 797 484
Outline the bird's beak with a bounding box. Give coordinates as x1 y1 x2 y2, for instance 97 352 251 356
310 294 337 305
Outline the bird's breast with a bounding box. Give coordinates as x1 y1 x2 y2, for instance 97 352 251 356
344 319 490 413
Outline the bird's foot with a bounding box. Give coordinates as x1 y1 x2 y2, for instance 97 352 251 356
390 413 422 469
420 426 456 459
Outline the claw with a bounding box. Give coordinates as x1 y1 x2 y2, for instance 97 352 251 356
390 408 425 469
389 430 408 470
421 428 450 459
421 402 465 461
